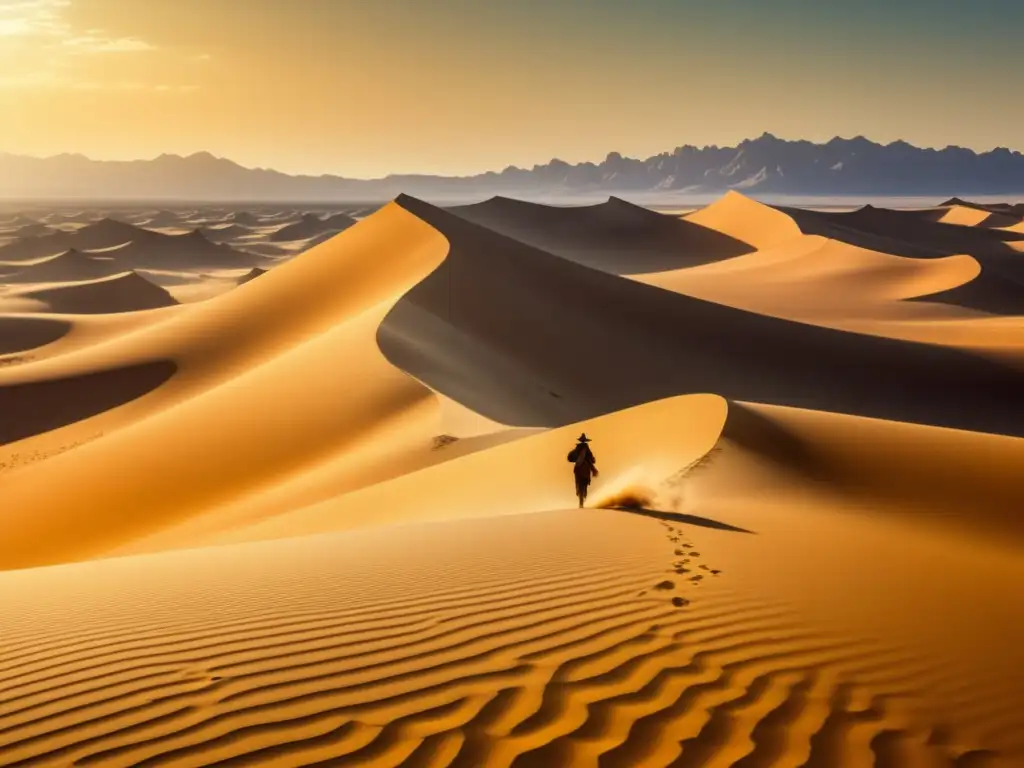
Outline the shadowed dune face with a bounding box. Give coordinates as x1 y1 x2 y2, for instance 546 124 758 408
0 360 176 445
2 249 122 284
0 315 71 355
8 272 179 314
448 196 753 273
382 196 1024 436
778 205 1024 314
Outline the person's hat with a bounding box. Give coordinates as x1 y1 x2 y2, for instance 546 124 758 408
577 433 591 442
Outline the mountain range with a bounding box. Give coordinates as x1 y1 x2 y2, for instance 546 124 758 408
3 134 1024 203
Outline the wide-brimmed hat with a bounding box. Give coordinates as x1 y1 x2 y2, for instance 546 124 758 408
577 433 591 442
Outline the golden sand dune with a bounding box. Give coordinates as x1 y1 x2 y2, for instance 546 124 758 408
925 204 1022 230
0 193 1022 766
634 232 1024 357
1 398 1021 766
449 196 752 273
0 203 459 568
685 191 804 249
639 234 981 310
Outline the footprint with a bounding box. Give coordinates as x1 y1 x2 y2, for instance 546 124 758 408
699 564 709 571
672 597 690 608
654 580 675 590
674 567 690 574
674 549 685 556
690 552 701 558
710 569 721 576
690 575 703 582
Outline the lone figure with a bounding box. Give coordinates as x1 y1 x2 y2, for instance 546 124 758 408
567 433 599 508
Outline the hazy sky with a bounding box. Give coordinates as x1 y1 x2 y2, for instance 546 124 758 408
2 0 1023 177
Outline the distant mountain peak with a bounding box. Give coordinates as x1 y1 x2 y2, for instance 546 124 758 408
3 135 1024 200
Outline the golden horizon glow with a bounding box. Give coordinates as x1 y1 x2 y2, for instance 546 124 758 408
3 0 1024 178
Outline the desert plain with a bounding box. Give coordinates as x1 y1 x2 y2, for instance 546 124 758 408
0 192 1023 767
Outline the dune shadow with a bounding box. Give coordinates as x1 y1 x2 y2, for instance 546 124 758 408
774 205 1024 315
605 504 754 533
0 315 71 355
381 196 1024 438
448 196 754 274
0 360 176 445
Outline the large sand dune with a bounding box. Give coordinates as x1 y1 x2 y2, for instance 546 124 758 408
1 192 1022 766
2 272 179 316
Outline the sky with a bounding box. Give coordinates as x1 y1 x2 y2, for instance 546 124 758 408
2 0 1023 178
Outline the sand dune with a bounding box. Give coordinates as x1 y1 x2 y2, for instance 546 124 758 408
5 222 55 239
925 204 1023 230
685 190 804 249
1 396 1021 766
235 267 267 285
783 203 1024 257
939 197 1024 216
449 196 752 273
270 213 358 242
0 202 455 569
0 213 38 228
0 230 77 262
0 315 71 356
2 249 123 284
688 198 1024 316
3 271 179 315
201 223 252 242
84 231 253 272
228 211 261 226
140 210 187 228
382 195 1023 435
0 193 1022 766
0 218 155 263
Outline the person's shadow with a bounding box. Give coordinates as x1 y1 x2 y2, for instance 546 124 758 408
605 504 754 534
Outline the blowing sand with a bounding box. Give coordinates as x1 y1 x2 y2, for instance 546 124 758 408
0 194 1022 766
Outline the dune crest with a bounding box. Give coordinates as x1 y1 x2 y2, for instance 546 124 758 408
684 190 803 249
449 195 752 273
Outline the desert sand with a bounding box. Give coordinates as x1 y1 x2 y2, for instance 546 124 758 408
0 193 1022 767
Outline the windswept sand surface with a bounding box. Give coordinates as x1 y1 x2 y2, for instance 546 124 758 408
1 194 1023 766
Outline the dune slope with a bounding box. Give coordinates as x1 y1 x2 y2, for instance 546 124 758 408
1 397 1021 766
381 196 1024 436
449 196 752 273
